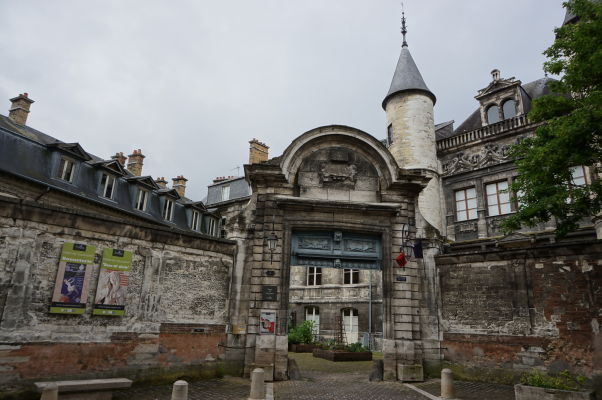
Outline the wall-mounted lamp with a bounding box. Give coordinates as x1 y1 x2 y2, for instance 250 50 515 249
400 223 413 258
266 215 278 264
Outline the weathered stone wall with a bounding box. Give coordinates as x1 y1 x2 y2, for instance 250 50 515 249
436 238 602 379
0 195 236 387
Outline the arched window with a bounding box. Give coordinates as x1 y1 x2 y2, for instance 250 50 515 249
305 306 320 335
487 105 500 124
502 99 517 119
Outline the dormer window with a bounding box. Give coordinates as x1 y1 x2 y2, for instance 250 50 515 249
58 157 75 182
135 189 148 211
100 173 116 199
502 99 517 119
162 199 174 221
487 105 500 124
221 185 230 201
191 210 201 231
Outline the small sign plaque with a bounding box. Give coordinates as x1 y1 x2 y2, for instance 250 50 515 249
261 285 278 301
265 270 275 277
395 276 407 282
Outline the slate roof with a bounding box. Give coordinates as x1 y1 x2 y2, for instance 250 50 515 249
0 114 216 235
382 46 436 109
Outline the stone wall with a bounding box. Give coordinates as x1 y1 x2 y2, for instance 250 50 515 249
0 195 236 388
436 237 602 380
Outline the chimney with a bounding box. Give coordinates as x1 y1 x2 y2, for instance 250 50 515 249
491 69 501 82
127 149 145 176
213 176 227 184
111 152 126 166
172 175 188 197
8 93 35 125
249 138 269 164
155 177 168 188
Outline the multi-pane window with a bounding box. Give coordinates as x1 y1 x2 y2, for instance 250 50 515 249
191 211 201 231
58 158 75 182
219 217 227 238
570 166 588 186
455 188 478 221
307 267 322 286
305 307 320 335
100 173 116 199
486 181 511 216
343 269 359 284
221 185 230 202
207 218 216 236
135 189 148 211
162 199 174 221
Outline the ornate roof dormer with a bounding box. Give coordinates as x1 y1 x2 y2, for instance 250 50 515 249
476 69 524 126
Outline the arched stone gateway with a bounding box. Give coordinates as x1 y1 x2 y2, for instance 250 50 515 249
223 125 442 381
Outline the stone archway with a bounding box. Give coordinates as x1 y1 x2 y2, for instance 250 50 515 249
224 125 434 381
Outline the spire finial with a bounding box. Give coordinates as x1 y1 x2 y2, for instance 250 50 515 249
401 4 408 47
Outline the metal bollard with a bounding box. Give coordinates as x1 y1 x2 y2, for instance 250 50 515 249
441 368 456 399
171 380 188 400
40 383 58 400
248 368 266 400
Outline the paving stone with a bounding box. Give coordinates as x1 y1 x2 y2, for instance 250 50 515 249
413 379 515 400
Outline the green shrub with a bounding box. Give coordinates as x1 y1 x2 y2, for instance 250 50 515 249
288 320 314 344
345 342 369 352
520 369 585 391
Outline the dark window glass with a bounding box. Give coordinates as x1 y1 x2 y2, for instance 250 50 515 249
502 100 517 119
487 105 500 124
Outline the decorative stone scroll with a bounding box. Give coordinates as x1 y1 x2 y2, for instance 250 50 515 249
442 143 511 176
319 162 357 185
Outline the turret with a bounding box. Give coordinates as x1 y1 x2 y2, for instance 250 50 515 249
383 13 443 235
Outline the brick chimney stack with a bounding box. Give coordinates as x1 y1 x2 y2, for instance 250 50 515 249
127 149 145 176
249 138 269 164
111 152 126 166
155 177 168 188
8 93 34 125
172 175 188 197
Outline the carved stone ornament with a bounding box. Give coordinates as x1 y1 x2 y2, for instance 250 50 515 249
298 237 331 250
344 239 376 253
319 162 357 185
455 221 478 233
443 143 511 176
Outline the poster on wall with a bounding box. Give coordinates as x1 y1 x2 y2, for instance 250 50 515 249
92 248 132 316
260 310 276 334
49 243 96 315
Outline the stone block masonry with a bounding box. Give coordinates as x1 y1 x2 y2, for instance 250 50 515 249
0 195 236 388
436 240 602 380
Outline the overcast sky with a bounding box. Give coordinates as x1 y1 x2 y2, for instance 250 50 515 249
0 1 566 200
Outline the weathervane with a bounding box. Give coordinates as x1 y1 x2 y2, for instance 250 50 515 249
401 5 408 47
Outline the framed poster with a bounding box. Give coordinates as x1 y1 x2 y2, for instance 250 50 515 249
49 243 96 315
260 310 276 334
92 248 132 316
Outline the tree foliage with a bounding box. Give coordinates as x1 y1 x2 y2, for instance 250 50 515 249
502 0 602 236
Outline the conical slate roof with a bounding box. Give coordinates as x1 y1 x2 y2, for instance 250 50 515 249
382 45 436 109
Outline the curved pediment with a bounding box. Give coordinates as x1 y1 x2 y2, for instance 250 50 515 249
279 125 400 190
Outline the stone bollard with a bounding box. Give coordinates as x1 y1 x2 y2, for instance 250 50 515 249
40 383 58 400
248 368 266 400
441 368 456 399
171 380 188 400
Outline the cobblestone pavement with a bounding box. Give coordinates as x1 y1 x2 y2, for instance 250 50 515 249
274 352 427 399
413 379 516 400
113 376 250 400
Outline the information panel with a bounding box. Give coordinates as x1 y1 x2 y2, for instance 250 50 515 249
49 243 96 315
92 248 132 316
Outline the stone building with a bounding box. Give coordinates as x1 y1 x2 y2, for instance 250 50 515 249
0 2 600 394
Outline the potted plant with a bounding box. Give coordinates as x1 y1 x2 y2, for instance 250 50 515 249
312 341 372 362
514 369 594 400
288 321 316 352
